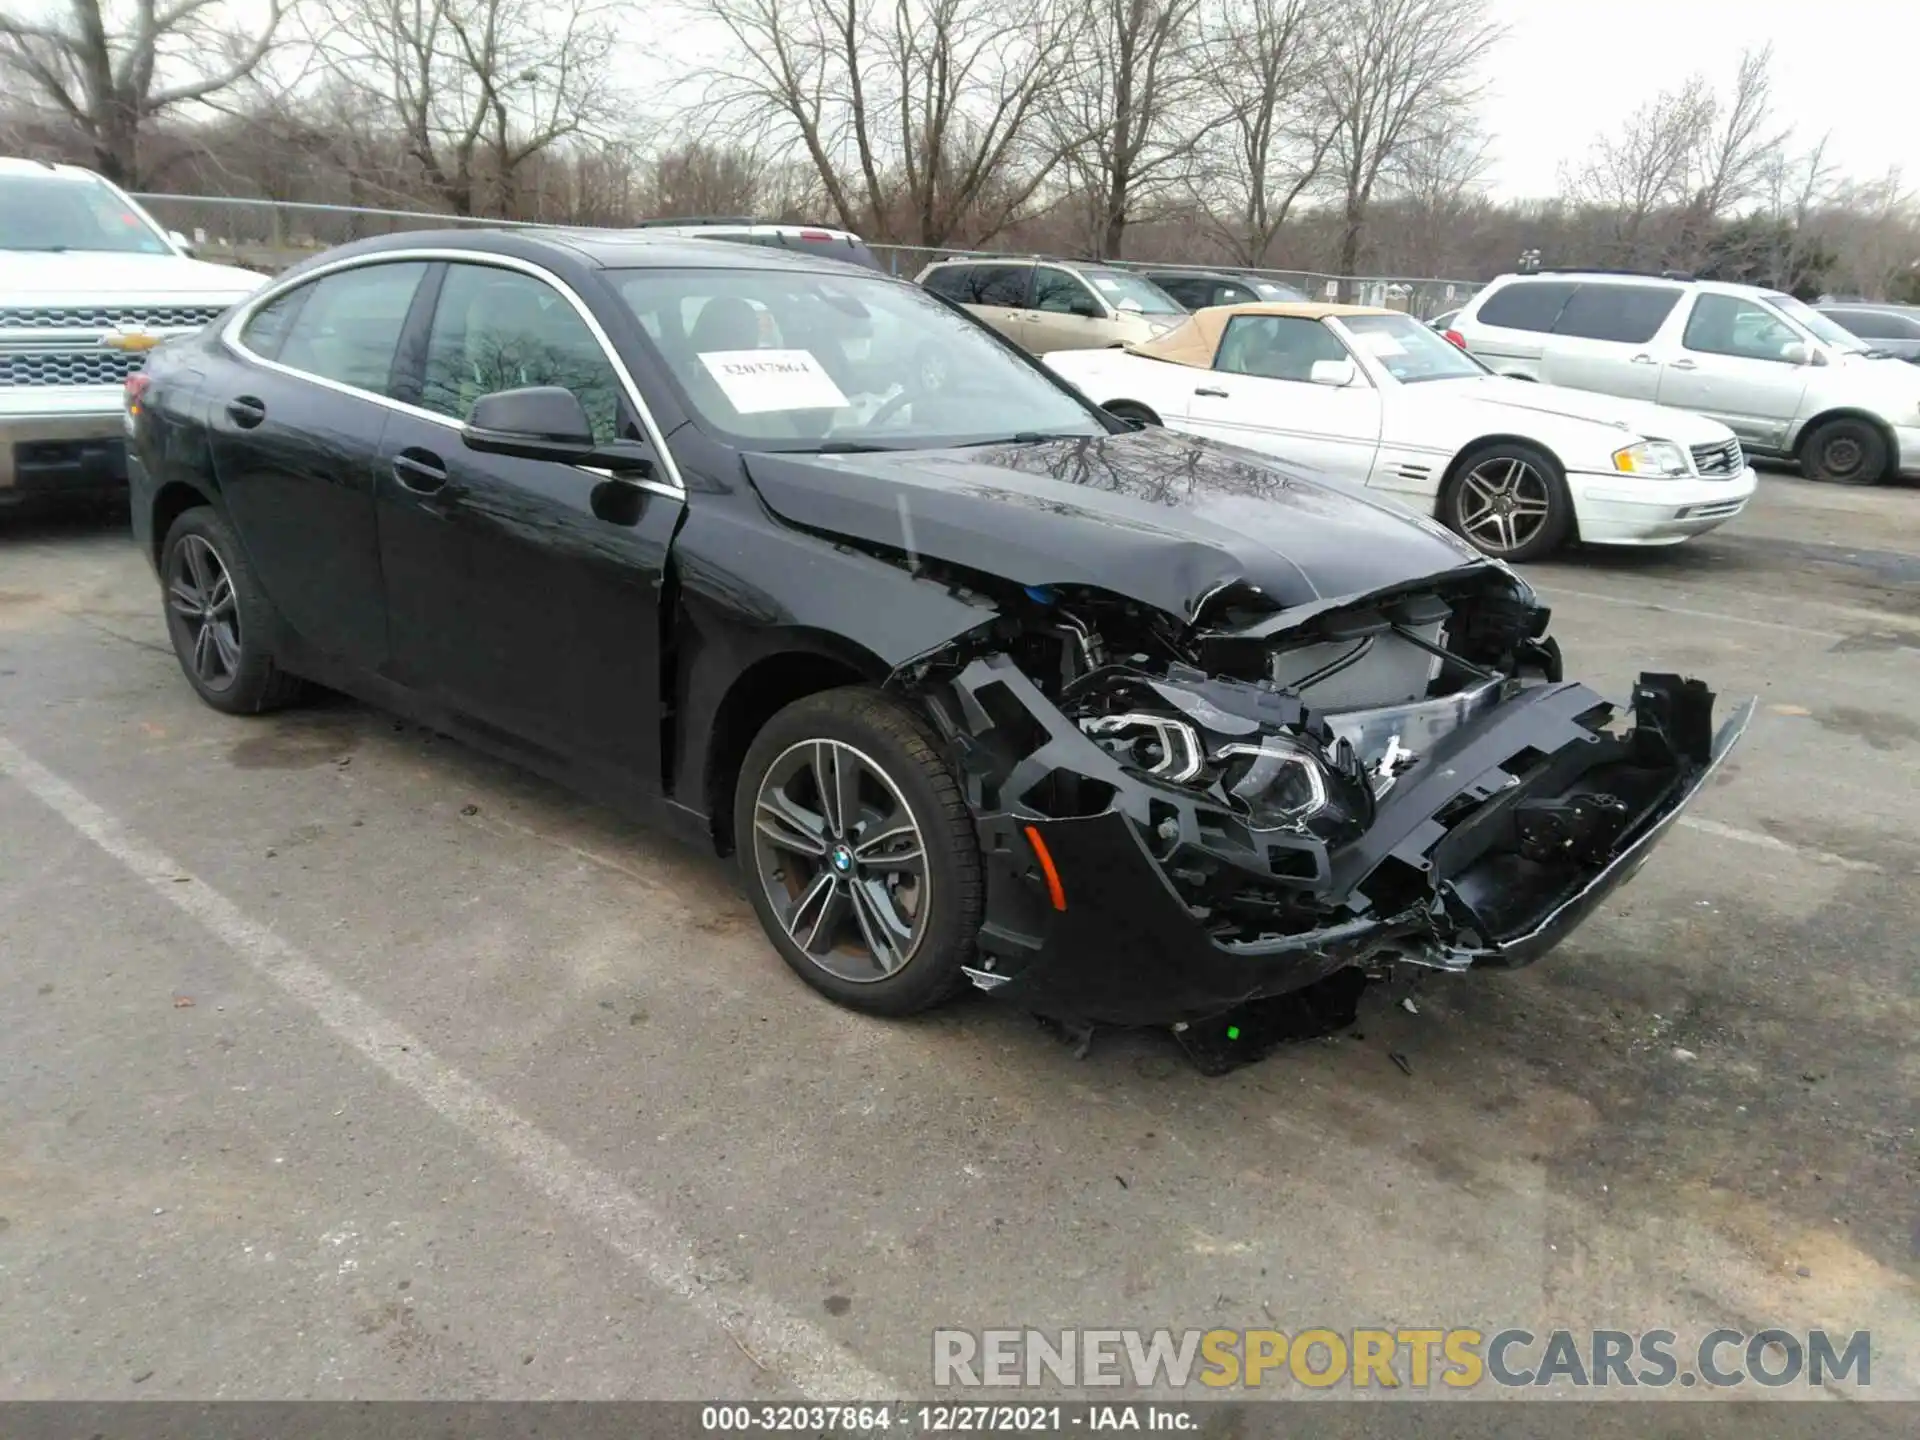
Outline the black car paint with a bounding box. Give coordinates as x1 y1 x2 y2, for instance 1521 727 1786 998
130 228 1744 1029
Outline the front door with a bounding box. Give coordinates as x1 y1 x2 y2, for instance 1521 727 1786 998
1183 314 1383 482
1655 294 1812 452
206 259 433 671
374 259 683 786
1023 266 1112 353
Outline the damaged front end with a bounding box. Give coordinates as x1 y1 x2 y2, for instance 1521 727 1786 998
893 563 1752 1028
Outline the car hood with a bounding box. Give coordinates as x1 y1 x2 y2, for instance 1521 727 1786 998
742 428 1485 622
0 250 267 301
1428 376 1734 444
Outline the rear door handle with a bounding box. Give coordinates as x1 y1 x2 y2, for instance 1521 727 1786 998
391 448 448 494
1194 386 1229 398
226 395 266 428
1670 359 1699 371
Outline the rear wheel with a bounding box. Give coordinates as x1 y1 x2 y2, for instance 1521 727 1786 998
1102 401 1161 427
161 508 307 714
734 687 983 1015
1800 417 1888 485
1442 441 1573 562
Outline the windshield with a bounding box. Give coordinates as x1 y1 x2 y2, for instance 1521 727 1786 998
0 174 173 254
1080 269 1183 315
612 268 1109 451
1767 293 1868 352
1338 312 1489 383
1252 279 1309 302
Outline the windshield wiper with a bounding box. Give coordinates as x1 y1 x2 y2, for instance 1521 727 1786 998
809 439 901 453
953 431 1097 448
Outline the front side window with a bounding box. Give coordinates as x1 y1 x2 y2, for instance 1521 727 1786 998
1215 316 1350 381
1682 295 1803 362
0 173 172 255
1340 313 1489 383
269 262 430 395
420 264 625 442
1032 267 1101 315
1826 310 1905 339
1552 284 1682 344
612 267 1104 450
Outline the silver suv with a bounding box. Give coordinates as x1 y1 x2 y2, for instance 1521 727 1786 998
1452 271 1920 485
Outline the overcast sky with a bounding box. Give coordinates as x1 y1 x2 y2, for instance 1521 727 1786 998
1478 0 1916 198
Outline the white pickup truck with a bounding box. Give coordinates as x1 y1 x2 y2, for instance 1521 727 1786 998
1 157 266 508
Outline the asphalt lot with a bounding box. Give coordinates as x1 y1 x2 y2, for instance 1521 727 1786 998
1 469 1916 1408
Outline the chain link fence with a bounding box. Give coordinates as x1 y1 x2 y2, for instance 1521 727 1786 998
134 194 1481 319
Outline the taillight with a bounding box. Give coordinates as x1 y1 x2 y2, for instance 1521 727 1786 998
124 372 151 416
1442 329 1466 350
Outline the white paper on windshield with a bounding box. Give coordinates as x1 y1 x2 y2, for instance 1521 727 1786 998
1351 330 1406 357
698 349 849 413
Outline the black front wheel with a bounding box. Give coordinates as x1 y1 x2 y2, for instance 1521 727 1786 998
161 508 306 714
1800 417 1888 485
734 687 983 1016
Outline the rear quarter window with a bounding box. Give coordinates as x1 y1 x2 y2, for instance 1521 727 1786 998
1552 284 1683 344
1473 281 1578 333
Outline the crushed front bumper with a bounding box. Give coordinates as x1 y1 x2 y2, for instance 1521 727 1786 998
932 657 1752 1027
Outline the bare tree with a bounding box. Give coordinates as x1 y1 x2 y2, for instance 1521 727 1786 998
1047 0 1212 258
1562 79 1711 264
1193 0 1332 267
1378 122 1490 277
0 0 289 185
321 0 617 217
647 138 766 218
691 0 1078 247
1319 0 1502 292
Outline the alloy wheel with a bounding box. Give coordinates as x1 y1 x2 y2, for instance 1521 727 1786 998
750 739 929 983
167 534 242 691
1456 456 1553 555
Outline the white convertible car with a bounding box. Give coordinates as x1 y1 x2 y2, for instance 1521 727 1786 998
1041 303 1758 561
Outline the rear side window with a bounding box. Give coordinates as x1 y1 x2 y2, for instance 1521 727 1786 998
930 263 1029 307
1474 281 1577 333
271 261 430 396
1552 284 1682 343
239 287 309 360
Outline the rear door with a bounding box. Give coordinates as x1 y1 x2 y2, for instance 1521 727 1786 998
1654 293 1812 451
208 259 431 672
374 258 682 779
1538 282 1684 400
1184 315 1382 480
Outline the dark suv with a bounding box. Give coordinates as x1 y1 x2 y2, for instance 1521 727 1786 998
1139 268 1311 309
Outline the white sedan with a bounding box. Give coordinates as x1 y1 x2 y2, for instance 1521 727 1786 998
1042 303 1758 561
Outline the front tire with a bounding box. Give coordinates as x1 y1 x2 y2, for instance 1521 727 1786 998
1442 441 1573 561
1800 417 1888 485
734 687 983 1016
160 508 306 714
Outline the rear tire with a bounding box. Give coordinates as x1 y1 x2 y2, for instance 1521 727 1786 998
1442 440 1573 562
1103 401 1161 427
734 687 983 1016
1800 417 1888 485
160 508 307 715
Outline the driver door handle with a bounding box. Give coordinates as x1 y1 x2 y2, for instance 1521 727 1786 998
391 448 448 495
1670 359 1699 371
1194 386 1229 398
1630 353 1656 365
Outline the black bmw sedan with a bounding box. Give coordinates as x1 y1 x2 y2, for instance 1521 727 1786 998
126 229 1750 1031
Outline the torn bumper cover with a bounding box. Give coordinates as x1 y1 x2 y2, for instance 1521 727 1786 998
930 658 1752 1027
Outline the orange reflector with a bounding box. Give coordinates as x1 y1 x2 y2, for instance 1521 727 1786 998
1022 824 1068 912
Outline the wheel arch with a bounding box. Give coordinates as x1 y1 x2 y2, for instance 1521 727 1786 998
1439 433 1581 545
1794 407 1897 469
1100 398 1162 425
148 478 218 570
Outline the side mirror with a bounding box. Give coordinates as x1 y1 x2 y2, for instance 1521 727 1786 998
1780 341 1811 366
462 386 652 475
169 229 195 255
1069 299 1103 320
1310 359 1358 387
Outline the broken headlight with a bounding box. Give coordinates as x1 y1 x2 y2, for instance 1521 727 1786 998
1213 735 1329 830
1080 712 1204 782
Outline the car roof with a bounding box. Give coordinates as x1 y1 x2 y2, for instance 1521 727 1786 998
1484 270 1782 300
1203 301 1394 319
0 156 106 183
285 227 892 279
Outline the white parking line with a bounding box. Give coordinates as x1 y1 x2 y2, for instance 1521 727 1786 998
0 733 898 1402
1674 815 1883 874
1543 586 1847 641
